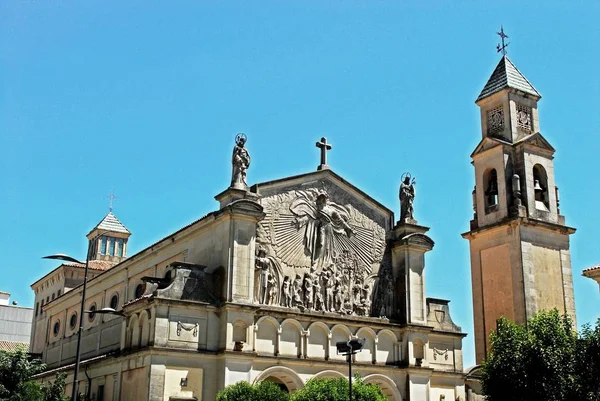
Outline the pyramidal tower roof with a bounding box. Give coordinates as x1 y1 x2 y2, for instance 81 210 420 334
88 212 130 235
476 56 541 102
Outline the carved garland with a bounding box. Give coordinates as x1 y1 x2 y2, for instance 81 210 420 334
432 347 449 361
176 321 198 337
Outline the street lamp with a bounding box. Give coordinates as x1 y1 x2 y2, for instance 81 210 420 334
336 338 365 401
43 234 122 401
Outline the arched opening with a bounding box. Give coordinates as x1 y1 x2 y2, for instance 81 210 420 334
483 168 499 213
533 164 550 211
254 366 304 394
264 377 290 393
363 374 403 401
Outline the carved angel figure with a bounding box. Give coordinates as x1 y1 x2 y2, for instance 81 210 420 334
254 246 282 305
231 134 250 189
291 191 353 268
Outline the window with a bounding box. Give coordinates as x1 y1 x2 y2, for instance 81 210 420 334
51 293 55 300
110 294 119 310
101 236 107 254
117 239 124 257
97 385 104 401
46 296 49 303
484 168 499 212
109 238 115 256
69 312 78 330
57 289 61 296
35 302 39 317
134 283 145 299
88 303 97 322
533 164 550 211
516 104 532 131
53 321 60 336
487 105 504 135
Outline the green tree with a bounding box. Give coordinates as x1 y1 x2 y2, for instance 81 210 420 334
290 376 387 401
481 310 600 401
0 346 68 401
216 380 289 401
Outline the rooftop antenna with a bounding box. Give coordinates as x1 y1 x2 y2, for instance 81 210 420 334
496 25 510 56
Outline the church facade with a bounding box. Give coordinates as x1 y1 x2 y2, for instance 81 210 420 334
28 50 578 401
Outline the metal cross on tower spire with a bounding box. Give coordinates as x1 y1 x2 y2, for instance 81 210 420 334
496 26 510 56
107 189 117 212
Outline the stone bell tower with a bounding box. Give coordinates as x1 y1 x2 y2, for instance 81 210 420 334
462 55 576 363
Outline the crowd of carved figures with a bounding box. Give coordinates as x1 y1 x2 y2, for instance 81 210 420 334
255 246 378 316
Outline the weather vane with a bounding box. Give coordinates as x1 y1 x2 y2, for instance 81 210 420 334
496 25 510 56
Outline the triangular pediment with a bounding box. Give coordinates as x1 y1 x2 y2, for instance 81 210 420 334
254 169 392 276
470 136 510 158
516 132 555 153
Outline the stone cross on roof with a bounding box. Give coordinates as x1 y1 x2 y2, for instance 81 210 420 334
316 137 332 171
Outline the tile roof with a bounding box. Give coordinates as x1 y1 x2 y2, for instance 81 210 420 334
64 260 116 271
476 56 541 102
89 212 130 235
583 265 600 274
0 340 29 352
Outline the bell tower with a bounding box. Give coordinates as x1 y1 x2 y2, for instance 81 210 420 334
463 55 576 363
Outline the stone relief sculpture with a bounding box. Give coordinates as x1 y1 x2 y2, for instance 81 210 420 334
291 190 353 268
399 172 416 222
254 246 282 305
256 182 391 318
231 133 251 189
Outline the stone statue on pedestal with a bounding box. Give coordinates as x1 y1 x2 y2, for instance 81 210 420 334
231 133 250 189
399 173 416 222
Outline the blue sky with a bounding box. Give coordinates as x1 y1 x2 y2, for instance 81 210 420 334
1 1 598 367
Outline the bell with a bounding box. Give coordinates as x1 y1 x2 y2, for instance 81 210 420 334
534 179 543 192
486 181 498 196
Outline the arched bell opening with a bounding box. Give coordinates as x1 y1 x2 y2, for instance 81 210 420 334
483 168 499 213
533 164 550 211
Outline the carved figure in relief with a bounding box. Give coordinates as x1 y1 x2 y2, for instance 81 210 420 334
254 247 270 304
399 173 416 222
292 275 304 308
324 271 335 312
304 273 314 310
267 274 277 305
382 274 395 318
334 277 344 312
281 276 292 308
314 277 326 312
231 133 251 189
291 191 353 268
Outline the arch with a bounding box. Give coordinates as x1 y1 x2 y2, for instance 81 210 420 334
128 314 140 349
483 167 499 211
376 330 397 365
256 315 280 330
232 320 248 343
280 319 302 358
139 310 150 347
376 329 398 343
256 317 278 356
329 324 352 361
254 366 304 393
533 164 550 210
306 323 329 360
312 370 346 380
363 374 403 401
355 327 377 364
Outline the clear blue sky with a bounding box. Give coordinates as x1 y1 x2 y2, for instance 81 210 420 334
1 1 598 368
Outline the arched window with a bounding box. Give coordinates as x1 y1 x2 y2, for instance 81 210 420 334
533 164 550 211
100 236 107 254
134 283 146 299
483 168 499 212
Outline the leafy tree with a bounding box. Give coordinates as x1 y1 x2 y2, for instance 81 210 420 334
481 309 600 401
291 376 387 401
0 346 69 401
216 380 289 401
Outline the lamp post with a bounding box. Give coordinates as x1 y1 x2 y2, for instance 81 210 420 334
43 233 121 400
336 338 365 401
